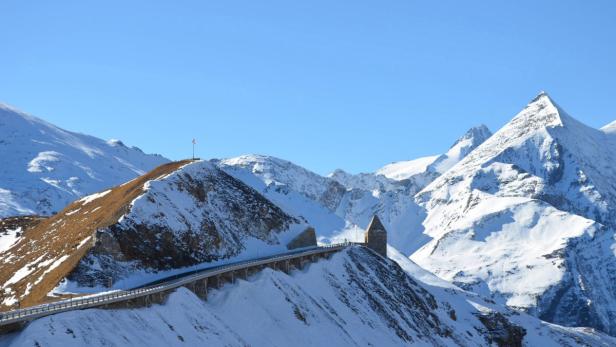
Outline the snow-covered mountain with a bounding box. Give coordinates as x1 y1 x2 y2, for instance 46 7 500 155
412 92 616 335
0 160 309 310
217 125 491 253
0 103 168 217
2 247 614 346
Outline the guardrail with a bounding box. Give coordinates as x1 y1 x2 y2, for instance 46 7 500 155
0 242 353 327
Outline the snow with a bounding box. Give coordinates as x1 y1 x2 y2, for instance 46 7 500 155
0 103 168 217
27 151 62 173
0 227 21 253
376 155 439 180
78 190 111 205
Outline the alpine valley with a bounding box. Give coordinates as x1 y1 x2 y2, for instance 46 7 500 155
2 93 616 346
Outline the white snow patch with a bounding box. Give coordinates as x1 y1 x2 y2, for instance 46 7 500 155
79 190 111 205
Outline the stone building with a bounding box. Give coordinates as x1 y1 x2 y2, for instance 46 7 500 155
364 215 387 257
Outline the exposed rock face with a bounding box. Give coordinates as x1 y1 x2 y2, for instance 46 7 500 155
412 92 616 335
477 312 526 347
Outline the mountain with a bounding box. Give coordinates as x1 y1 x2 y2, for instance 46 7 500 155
2 247 614 346
0 160 309 310
374 125 492 186
216 125 491 253
0 103 168 217
412 92 616 335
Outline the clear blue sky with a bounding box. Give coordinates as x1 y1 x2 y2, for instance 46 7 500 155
1 1 615 175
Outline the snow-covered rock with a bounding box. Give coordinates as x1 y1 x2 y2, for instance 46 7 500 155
0 103 168 217
2 247 614 346
412 92 616 335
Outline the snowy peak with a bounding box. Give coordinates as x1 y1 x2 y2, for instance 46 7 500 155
453 124 492 148
506 91 576 133
428 124 492 174
413 92 616 335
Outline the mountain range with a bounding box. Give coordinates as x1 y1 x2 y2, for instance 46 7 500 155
2 93 616 345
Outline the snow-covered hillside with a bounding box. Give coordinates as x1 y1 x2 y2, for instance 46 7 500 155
412 92 616 335
0 160 308 310
0 103 168 217
2 247 613 347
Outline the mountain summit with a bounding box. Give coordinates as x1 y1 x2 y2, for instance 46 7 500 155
413 92 616 335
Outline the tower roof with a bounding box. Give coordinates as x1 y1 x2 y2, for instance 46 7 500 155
366 215 386 234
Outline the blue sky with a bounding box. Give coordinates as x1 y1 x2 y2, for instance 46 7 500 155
1 1 615 175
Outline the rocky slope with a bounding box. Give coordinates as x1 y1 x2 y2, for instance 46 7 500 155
0 160 308 310
412 92 616 335
2 247 614 347
0 103 168 217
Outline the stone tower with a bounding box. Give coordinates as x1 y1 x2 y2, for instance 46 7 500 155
364 215 387 257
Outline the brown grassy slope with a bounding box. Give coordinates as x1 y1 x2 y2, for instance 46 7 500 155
0 160 194 311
